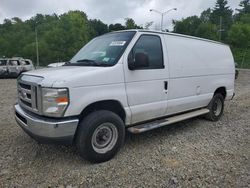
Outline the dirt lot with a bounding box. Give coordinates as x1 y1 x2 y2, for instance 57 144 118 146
0 70 249 188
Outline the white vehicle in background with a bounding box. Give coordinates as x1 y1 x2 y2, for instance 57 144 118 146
0 57 34 78
47 62 66 68
14 30 235 163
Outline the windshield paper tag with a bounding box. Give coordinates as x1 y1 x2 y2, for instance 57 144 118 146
102 57 110 62
110 41 126 46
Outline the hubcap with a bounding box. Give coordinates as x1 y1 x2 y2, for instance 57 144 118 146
91 123 118 154
213 98 222 116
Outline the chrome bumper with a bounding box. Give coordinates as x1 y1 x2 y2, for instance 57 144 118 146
14 104 79 144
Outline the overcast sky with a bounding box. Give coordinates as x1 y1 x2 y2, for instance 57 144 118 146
0 0 241 30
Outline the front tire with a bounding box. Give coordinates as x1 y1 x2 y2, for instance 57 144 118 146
76 110 125 163
205 93 224 121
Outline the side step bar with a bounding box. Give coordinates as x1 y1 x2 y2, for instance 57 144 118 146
127 108 209 134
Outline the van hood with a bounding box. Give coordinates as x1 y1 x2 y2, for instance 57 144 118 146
23 65 124 87
25 66 100 79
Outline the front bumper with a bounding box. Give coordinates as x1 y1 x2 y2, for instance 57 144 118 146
14 104 79 144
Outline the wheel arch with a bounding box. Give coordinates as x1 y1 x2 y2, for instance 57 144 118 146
214 87 226 99
79 100 126 123
74 100 126 144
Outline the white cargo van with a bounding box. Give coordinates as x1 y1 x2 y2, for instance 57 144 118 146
14 30 235 162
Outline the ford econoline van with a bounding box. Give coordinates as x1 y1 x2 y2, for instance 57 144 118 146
14 30 235 162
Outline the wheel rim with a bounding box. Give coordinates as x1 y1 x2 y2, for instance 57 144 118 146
213 98 222 116
91 123 118 154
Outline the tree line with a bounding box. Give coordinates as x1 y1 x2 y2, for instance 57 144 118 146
0 0 249 68
0 12 141 66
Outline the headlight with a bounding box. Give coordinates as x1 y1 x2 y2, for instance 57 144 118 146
41 88 69 117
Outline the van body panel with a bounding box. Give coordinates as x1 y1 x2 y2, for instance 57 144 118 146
163 34 235 115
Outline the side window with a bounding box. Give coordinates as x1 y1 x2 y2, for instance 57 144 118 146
25 61 31 65
9 60 19 66
0 60 7 66
20 60 26 66
129 35 164 69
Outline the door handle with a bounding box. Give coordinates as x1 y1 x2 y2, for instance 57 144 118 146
164 81 168 90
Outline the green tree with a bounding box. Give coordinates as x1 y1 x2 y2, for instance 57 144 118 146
210 0 233 41
237 0 250 14
235 0 250 23
239 14 250 24
200 8 212 22
124 18 142 29
108 23 125 31
89 19 108 37
229 23 250 68
228 23 250 47
173 16 202 36
195 22 219 40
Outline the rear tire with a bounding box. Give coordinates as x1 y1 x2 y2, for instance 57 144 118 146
205 93 224 121
76 110 125 163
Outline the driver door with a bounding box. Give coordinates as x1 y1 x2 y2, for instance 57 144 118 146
123 34 169 124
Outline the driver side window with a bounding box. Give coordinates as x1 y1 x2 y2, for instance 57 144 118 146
129 35 164 69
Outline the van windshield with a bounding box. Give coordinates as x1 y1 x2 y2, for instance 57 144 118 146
69 31 136 67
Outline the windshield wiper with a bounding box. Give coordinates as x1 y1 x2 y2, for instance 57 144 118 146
71 59 111 67
77 59 98 63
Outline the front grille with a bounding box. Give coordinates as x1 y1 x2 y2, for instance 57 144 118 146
26 93 31 99
18 80 38 113
19 83 31 90
20 98 32 107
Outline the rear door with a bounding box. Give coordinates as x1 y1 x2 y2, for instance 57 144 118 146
123 33 169 124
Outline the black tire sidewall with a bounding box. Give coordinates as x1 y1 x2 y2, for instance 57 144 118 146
76 110 125 163
207 94 224 121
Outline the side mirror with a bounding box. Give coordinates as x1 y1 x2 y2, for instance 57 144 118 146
128 52 149 70
128 52 135 70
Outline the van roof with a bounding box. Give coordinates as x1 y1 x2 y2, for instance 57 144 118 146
111 29 228 46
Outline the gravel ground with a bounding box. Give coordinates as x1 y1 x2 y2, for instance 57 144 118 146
0 70 249 188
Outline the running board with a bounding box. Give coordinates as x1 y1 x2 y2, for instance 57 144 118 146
127 108 209 134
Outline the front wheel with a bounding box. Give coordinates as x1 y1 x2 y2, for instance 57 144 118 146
76 110 125 163
205 93 224 121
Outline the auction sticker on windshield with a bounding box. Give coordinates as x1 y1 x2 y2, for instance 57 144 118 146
110 41 126 46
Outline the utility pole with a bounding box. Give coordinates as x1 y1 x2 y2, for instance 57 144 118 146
35 27 39 68
219 16 222 41
150 8 177 31
218 16 224 41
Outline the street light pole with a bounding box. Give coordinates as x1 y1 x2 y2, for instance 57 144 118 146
150 8 177 31
161 14 164 32
217 16 225 42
